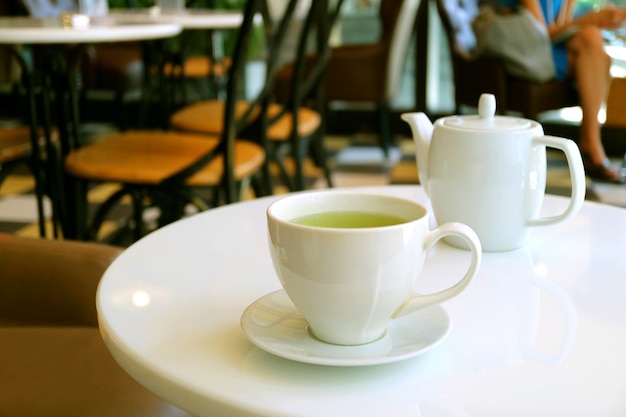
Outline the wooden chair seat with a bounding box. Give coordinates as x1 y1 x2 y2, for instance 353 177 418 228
0 126 32 163
0 127 32 196
265 105 321 141
162 56 232 79
1 125 58 188
170 100 321 140
0 126 59 238
64 131 265 186
170 100 259 134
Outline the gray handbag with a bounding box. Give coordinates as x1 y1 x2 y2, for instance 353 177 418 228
472 5 556 82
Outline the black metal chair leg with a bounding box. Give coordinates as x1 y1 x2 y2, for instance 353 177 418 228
378 102 391 158
89 186 132 241
130 189 145 241
71 177 90 240
273 145 295 191
310 132 333 188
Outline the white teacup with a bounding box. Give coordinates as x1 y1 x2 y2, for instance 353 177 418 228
266 191 482 346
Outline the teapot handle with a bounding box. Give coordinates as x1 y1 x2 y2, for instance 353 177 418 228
527 135 586 227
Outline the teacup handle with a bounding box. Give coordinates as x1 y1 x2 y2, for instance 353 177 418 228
392 222 482 318
528 135 586 227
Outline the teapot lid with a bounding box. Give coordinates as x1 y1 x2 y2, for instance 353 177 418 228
442 94 531 131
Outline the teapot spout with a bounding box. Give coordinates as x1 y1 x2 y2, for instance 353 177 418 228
400 112 433 192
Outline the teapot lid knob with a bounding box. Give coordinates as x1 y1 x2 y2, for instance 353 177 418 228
478 94 496 120
441 92 530 130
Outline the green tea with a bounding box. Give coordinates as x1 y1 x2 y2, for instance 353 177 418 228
291 211 406 228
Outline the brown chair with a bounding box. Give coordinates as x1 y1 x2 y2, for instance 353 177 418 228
605 77 626 129
0 0 42 194
0 125 62 237
2 38 80 240
163 0 233 105
0 233 193 417
0 125 31 188
162 54 231 103
81 41 228 130
145 26 234 117
63 0 315 242
600 76 626 158
15 0 140 132
436 0 578 119
170 0 345 192
316 0 419 156
81 42 144 129
80 0 230 130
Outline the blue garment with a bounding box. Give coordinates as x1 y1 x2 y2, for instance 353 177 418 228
552 44 568 81
497 0 569 80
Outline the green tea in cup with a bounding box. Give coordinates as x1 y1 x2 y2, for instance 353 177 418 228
292 211 407 228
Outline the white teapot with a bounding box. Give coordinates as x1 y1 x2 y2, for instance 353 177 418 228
401 94 585 252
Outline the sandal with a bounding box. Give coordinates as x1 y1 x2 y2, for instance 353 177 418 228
582 153 624 184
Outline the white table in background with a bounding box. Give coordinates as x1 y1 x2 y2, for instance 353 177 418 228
0 17 182 239
0 16 182 44
108 8 243 29
97 185 626 417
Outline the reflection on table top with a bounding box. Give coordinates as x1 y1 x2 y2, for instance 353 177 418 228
97 185 626 417
109 8 244 30
0 16 182 44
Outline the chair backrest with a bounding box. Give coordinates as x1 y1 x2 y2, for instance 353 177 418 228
318 0 415 105
164 0 344 202
161 0 295 200
384 0 419 101
0 126 31 163
270 0 344 119
0 233 122 327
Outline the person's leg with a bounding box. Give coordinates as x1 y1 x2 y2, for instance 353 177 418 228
566 25 622 182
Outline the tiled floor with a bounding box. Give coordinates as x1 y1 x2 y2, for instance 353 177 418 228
2 131 625 245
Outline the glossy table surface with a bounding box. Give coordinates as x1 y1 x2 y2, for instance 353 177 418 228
0 16 181 44
97 185 626 417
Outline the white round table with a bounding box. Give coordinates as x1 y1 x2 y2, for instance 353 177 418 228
0 17 182 44
97 185 626 417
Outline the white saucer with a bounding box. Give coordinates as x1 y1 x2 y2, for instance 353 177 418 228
240 290 452 366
